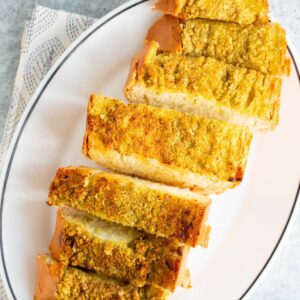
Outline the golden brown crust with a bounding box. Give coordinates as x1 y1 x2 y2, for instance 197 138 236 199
82 96 94 159
125 41 281 132
154 0 183 17
154 0 269 24
284 58 291 76
196 203 211 248
146 15 182 52
49 209 189 291
124 58 138 103
85 95 252 188
182 20 289 76
35 255 168 300
49 210 65 261
48 166 211 247
147 17 289 76
35 255 62 300
124 42 159 99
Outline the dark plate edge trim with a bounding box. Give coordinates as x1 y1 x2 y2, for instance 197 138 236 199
0 1 147 299
0 3 299 299
239 48 300 299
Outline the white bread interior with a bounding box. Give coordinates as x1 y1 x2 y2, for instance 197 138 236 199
62 207 141 243
85 167 211 202
127 84 276 133
87 147 235 195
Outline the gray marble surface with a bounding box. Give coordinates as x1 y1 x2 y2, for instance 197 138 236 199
0 0 299 299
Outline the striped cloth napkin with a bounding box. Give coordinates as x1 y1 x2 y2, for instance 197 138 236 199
0 6 95 298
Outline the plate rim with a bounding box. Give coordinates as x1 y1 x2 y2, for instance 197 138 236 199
0 1 299 299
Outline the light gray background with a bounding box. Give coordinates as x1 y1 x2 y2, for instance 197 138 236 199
0 0 299 299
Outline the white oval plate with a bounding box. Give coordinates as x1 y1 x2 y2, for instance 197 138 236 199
0 1 300 299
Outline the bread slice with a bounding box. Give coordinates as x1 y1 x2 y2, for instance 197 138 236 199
154 0 269 25
35 255 168 300
124 42 282 133
49 208 190 291
83 95 252 194
146 15 290 76
48 166 211 247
